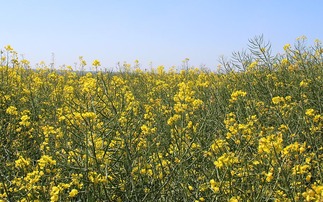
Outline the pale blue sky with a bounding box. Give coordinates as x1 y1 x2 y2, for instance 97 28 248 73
1 0 322 70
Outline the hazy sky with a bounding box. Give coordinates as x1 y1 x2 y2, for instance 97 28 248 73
1 0 322 70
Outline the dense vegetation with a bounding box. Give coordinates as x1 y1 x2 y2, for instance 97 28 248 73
0 36 322 201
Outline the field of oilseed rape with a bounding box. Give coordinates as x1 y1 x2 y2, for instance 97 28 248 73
0 36 323 202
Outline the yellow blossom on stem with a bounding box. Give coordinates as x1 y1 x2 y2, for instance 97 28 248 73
4 45 13 51
305 109 315 117
6 106 18 115
19 115 31 127
272 96 285 105
92 59 101 67
69 189 79 197
283 43 291 51
230 90 247 103
214 152 239 168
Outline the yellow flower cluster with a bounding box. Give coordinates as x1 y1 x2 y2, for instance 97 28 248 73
229 90 247 103
6 106 18 115
213 152 239 168
1 38 323 201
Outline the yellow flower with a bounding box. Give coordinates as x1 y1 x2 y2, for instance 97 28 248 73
79 56 87 67
6 106 18 115
292 164 311 175
214 152 239 168
258 133 283 155
19 115 31 127
4 44 13 51
283 43 291 51
229 196 240 202
167 114 181 125
156 65 165 74
300 80 309 88
305 109 315 117
248 61 258 70
281 58 290 66
147 169 153 176
50 186 60 202
38 155 56 169
265 170 274 182
50 195 59 202
210 179 219 193
230 90 247 103
69 189 79 197
92 59 101 67
15 156 30 168
302 184 323 201
82 112 97 119
210 139 228 154
272 96 284 105
192 99 203 109
261 46 268 52
81 77 97 93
